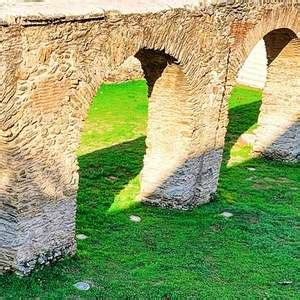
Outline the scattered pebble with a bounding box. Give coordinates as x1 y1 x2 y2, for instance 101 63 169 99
76 234 88 240
247 167 256 171
74 282 91 291
130 215 141 222
278 280 293 285
220 212 233 218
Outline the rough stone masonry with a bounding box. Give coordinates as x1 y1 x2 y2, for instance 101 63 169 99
0 0 299 274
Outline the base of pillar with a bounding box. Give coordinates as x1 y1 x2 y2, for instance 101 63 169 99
253 148 300 163
141 193 214 210
140 150 223 210
1 197 77 276
11 242 76 276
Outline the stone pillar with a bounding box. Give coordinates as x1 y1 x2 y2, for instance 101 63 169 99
136 50 194 209
253 38 300 162
136 49 228 209
0 28 81 275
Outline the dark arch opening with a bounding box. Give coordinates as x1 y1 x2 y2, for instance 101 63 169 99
135 48 177 96
264 28 297 65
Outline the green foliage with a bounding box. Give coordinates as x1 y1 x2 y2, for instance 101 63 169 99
1 82 299 299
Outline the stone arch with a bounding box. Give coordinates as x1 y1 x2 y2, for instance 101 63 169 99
0 8 231 274
229 6 300 85
230 22 300 162
69 10 231 212
236 28 298 90
74 43 226 211
74 46 197 210
253 32 300 161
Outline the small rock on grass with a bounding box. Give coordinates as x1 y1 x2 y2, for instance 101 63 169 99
247 167 256 171
278 280 293 285
76 234 88 240
220 212 233 218
107 176 118 181
130 215 141 222
74 282 91 291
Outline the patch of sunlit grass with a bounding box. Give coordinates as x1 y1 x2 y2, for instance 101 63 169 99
227 144 252 167
108 175 141 213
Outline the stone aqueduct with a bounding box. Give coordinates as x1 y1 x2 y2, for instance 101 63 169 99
0 1 299 274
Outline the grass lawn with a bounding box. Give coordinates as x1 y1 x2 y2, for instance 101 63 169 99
1 81 299 298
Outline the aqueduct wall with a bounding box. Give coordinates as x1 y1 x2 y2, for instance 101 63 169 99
0 1 299 274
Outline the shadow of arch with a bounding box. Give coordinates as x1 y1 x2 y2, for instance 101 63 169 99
76 87 262 214
222 93 262 164
76 97 299 215
77 136 146 216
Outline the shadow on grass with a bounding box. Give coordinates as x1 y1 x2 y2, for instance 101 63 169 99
223 100 262 163
74 102 299 298
77 98 262 214
77 136 146 215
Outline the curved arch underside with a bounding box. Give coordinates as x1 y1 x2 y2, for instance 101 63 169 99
0 2 299 274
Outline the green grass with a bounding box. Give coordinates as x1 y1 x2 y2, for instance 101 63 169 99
1 81 299 299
